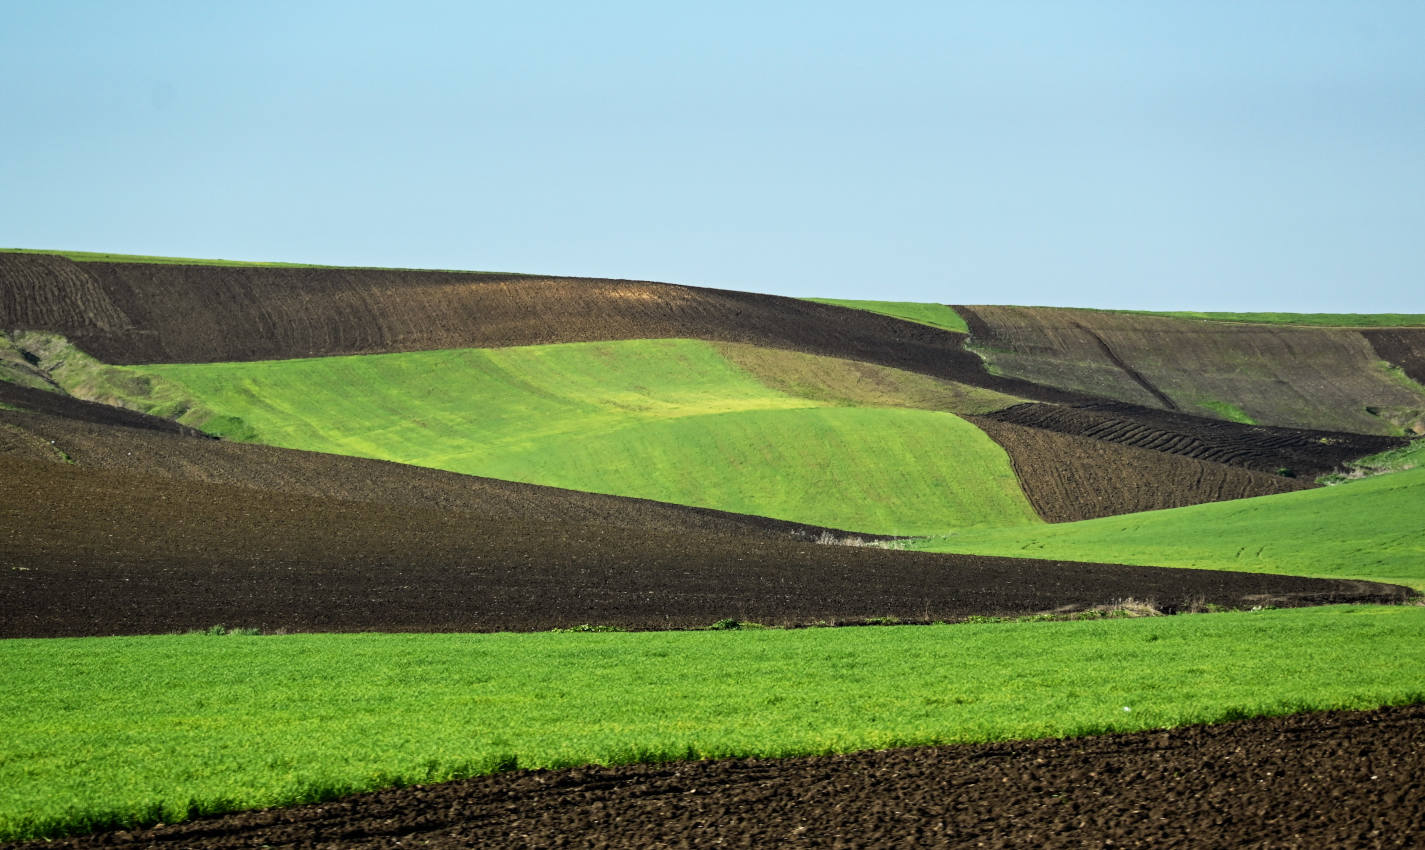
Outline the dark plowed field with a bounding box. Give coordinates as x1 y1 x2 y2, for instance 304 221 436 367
0 253 1089 403
11 704 1422 849
1366 328 1425 388
980 402 1405 479
0 379 207 437
966 415 1308 522
0 408 869 541
956 304 1425 435
5 453 1404 638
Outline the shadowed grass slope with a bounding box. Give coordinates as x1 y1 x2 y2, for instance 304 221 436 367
713 342 1021 413
2 606 1423 841
139 339 1039 535
913 466 1425 591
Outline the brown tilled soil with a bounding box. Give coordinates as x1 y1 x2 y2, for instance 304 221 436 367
4 451 1405 638
10 704 1423 849
956 305 1425 435
0 408 871 541
0 379 207 437
965 415 1309 522
0 255 1076 406
979 401 1405 479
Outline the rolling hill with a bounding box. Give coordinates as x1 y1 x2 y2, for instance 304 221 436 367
3 248 1424 845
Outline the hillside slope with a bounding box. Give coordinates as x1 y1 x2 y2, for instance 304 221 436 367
138 339 1041 535
957 305 1425 435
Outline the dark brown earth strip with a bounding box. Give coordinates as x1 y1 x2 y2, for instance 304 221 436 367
0 407 877 542
966 415 1308 522
3 454 1405 638
0 380 207 437
980 402 1405 479
1365 328 1425 386
0 254 1088 406
11 704 1423 849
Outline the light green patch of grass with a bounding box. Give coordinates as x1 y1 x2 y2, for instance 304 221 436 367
803 299 970 333
1110 309 1425 328
140 339 1039 534
1193 399 1256 424
912 466 1425 591
1319 438 1425 485
2 606 1422 841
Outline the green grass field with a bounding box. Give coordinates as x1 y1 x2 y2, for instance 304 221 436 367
1112 309 1425 327
803 298 970 333
140 339 1039 534
913 466 1425 591
3 605 1422 841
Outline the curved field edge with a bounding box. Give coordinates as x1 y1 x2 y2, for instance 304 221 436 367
801 299 970 333
913 465 1425 591
2 605 1423 841
138 339 1041 534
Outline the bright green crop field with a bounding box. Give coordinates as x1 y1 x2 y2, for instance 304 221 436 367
803 298 970 333
914 465 1425 591
140 339 1039 534
4 606 1423 841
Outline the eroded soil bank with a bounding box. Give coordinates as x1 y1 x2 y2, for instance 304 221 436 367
8 704 1421 849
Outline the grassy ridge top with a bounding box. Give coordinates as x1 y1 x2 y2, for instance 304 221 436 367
914 466 1425 590
803 298 970 333
140 339 1039 535
3 606 1422 841
1111 309 1425 328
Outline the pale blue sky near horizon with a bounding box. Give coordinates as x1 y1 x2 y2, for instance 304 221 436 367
2 1 1422 311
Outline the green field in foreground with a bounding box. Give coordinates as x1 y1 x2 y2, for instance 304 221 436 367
913 466 1425 591
140 339 1038 534
3 606 1422 841
803 298 970 333
1113 308 1425 327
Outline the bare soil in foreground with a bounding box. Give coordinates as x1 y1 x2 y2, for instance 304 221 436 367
8 704 1421 849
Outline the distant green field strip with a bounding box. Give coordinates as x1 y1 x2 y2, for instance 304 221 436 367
0 247 503 274
804 298 970 333
913 466 1425 590
3 606 1422 841
1113 309 1425 328
141 339 1038 534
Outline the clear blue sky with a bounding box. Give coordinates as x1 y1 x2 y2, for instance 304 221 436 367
3 1 1422 310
